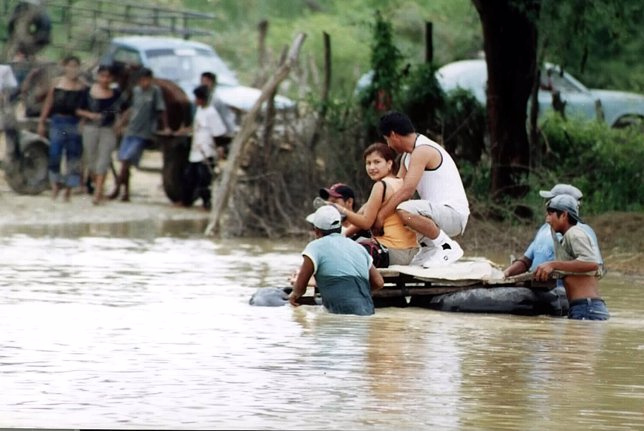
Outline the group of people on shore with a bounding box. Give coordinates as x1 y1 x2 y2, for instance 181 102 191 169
290 111 608 321
35 56 227 209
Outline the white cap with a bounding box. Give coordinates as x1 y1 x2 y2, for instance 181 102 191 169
306 205 342 231
539 184 583 200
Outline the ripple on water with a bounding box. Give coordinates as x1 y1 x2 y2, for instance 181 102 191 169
0 234 643 430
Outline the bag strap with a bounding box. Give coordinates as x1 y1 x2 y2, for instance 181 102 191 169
380 180 387 203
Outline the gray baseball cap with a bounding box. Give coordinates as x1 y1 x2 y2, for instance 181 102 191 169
539 184 583 200
547 194 583 223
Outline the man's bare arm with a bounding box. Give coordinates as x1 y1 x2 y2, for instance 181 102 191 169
289 256 315 306
369 265 384 291
374 145 438 227
534 260 599 282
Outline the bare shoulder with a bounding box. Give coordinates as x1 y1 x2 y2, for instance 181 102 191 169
51 76 64 88
409 143 441 169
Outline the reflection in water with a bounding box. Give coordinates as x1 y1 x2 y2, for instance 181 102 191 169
0 227 643 429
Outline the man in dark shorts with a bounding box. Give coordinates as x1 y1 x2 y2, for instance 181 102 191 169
109 68 169 201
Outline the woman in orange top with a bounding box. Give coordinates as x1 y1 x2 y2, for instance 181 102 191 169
333 143 419 265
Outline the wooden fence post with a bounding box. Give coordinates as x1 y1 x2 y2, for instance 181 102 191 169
205 32 307 236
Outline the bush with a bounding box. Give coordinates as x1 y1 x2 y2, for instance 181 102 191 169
400 62 444 137
439 88 486 164
539 113 644 213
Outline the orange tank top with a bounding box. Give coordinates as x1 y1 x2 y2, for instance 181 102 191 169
373 178 418 250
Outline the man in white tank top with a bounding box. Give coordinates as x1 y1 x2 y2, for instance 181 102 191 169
375 111 470 267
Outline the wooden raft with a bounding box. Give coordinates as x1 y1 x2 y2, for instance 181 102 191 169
299 257 555 305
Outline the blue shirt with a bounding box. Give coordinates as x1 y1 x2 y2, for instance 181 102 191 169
303 233 375 315
524 223 604 282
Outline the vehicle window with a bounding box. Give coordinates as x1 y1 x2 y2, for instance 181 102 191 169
146 48 238 86
544 69 580 93
113 48 142 66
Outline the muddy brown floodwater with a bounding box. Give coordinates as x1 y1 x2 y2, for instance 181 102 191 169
1 141 643 430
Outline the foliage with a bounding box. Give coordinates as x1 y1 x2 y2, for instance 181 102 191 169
537 0 644 92
538 113 644 213
359 10 403 117
440 108 643 220
438 88 486 163
183 0 483 97
400 62 444 138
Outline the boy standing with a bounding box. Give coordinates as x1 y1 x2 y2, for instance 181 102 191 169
187 85 226 210
534 194 609 320
109 68 169 201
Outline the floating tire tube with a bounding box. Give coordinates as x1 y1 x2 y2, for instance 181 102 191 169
415 286 569 316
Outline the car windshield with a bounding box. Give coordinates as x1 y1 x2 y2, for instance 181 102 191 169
542 68 582 93
145 47 239 87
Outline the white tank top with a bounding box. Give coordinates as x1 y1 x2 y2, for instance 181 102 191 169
403 134 470 216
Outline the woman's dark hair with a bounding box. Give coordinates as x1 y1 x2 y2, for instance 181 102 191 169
96 65 113 75
61 55 80 66
363 142 399 174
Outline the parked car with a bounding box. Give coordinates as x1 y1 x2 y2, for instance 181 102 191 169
99 36 294 125
356 59 644 128
435 59 644 128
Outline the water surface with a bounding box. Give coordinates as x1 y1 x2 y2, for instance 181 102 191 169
1 223 643 430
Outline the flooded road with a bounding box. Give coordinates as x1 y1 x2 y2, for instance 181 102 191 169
1 221 643 430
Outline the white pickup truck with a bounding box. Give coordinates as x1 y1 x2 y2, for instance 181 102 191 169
99 36 295 135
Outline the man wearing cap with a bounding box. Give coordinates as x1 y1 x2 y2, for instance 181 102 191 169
375 111 470 267
503 183 603 279
290 206 384 315
319 183 356 229
534 194 609 320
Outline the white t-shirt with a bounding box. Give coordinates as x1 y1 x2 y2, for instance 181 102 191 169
189 105 226 162
0 65 17 92
403 134 470 216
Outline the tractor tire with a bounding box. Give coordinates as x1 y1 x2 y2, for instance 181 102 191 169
5 131 49 195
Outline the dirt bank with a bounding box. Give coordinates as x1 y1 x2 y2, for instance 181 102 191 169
1 141 641 275
0 149 210 230
460 211 644 276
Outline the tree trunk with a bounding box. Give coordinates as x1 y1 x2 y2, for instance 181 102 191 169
253 19 270 88
306 31 331 154
472 0 539 200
